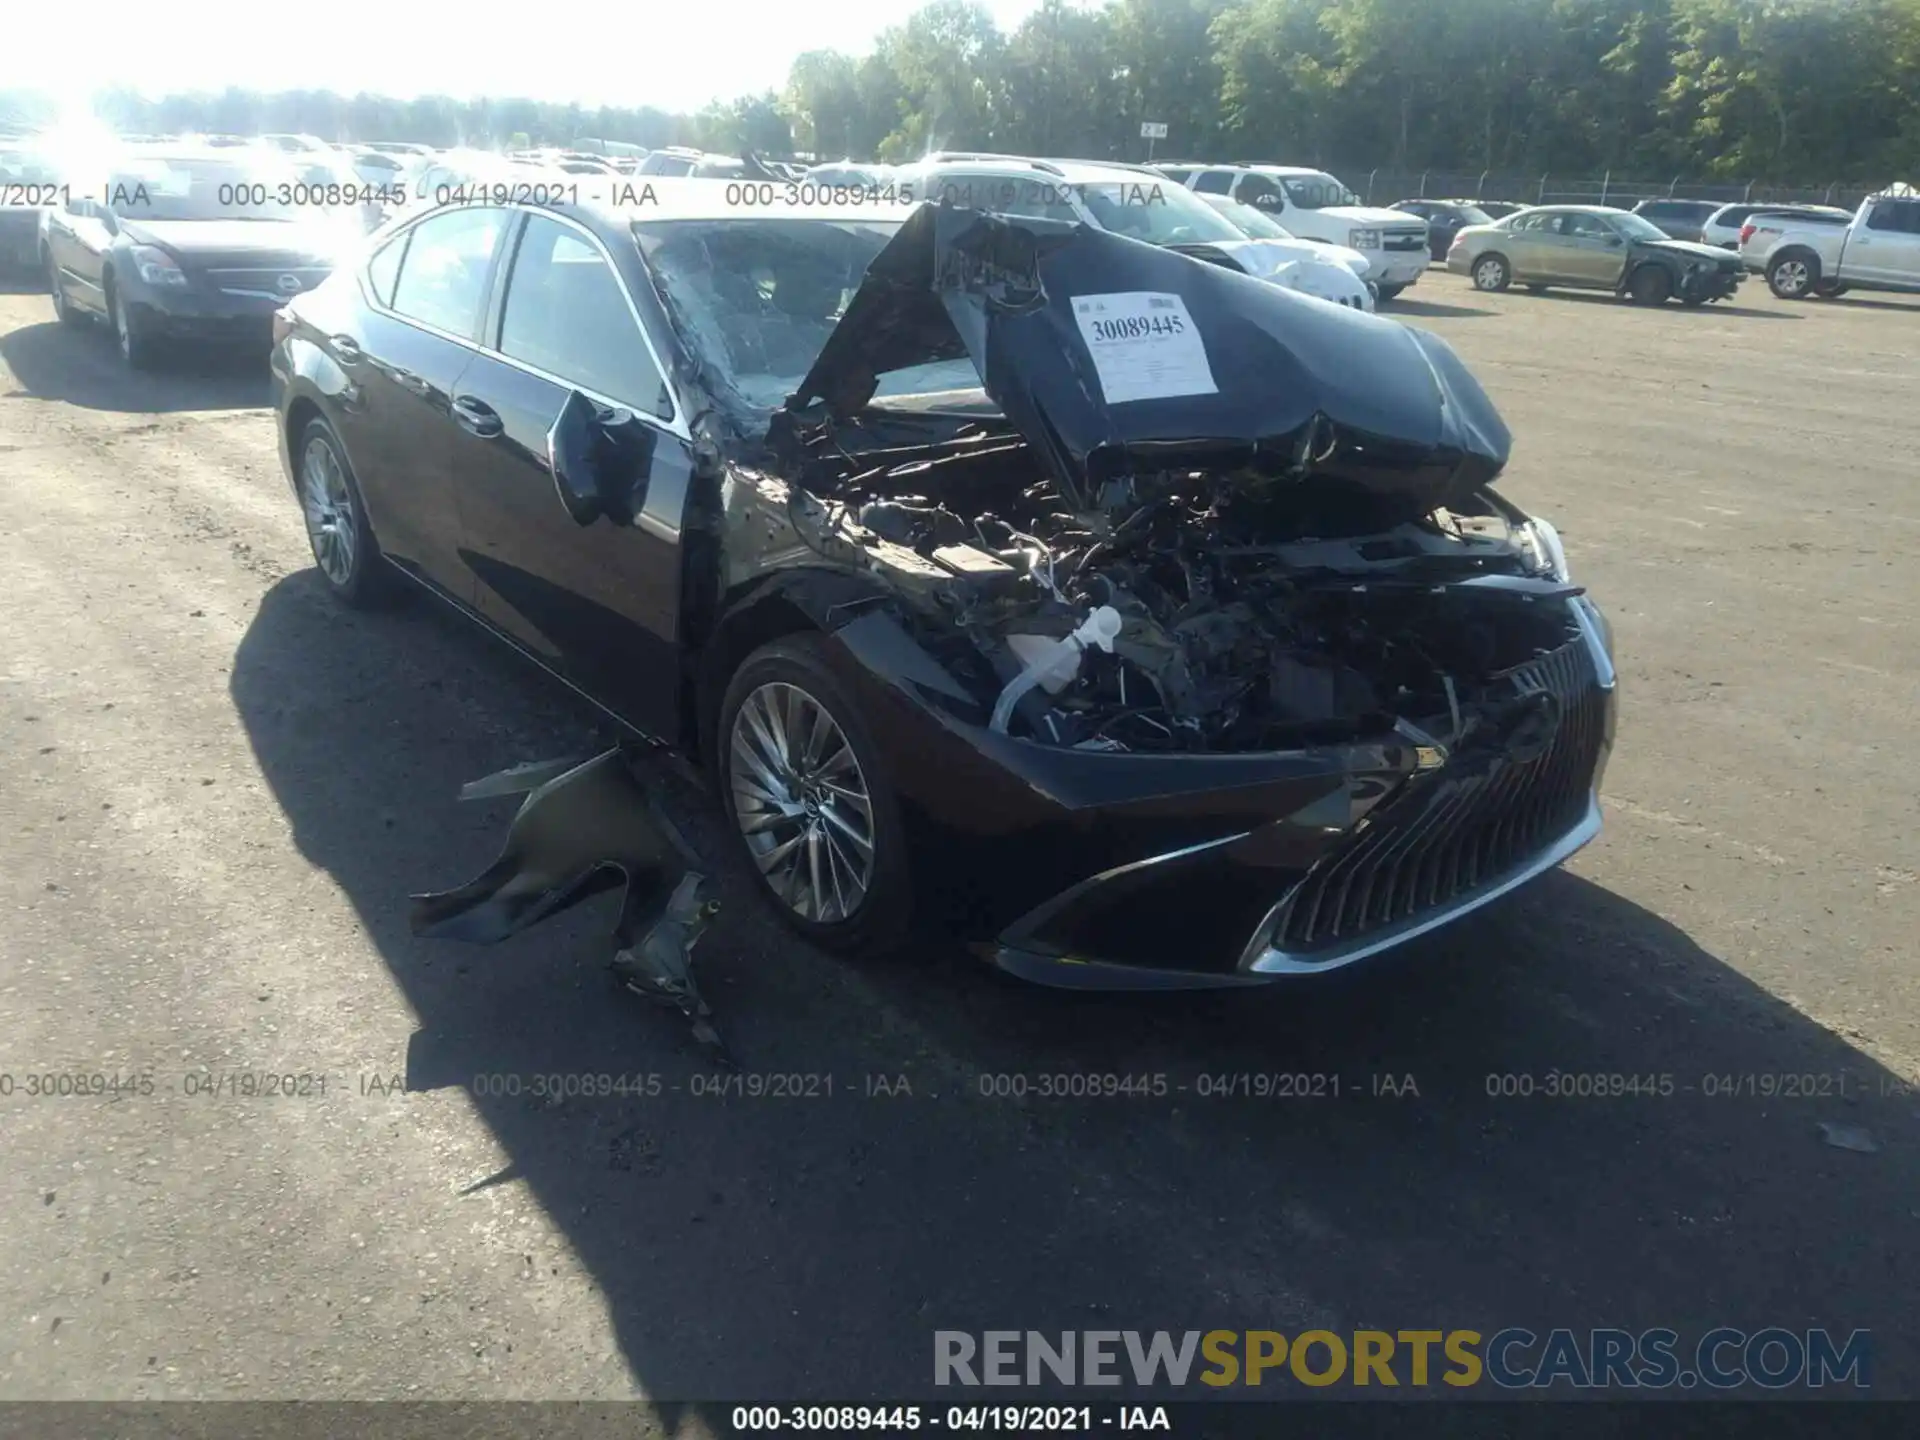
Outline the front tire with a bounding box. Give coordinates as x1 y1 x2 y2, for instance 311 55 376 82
1471 253 1511 292
719 635 913 959
1627 264 1673 306
295 417 395 608
1767 250 1819 300
1374 282 1406 303
106 279 161 369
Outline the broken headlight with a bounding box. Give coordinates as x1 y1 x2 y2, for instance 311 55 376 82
1517 516 1570 582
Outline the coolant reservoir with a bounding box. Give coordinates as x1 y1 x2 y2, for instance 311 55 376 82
1004 607 1124 695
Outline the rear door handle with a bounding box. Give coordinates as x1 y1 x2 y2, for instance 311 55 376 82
451 394 503 439
329 334 362 364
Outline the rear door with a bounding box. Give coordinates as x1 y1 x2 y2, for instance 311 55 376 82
448 209 694 740
1499 210 1556 278
346 203 512 593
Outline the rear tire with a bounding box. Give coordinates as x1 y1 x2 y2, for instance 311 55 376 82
295 417 397 609
1374 282 1406 303
1470 253 1511 292
718 635 913 959
1627 264 1672 306
1767 250 1819 300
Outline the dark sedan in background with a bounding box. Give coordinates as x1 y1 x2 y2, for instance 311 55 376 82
1629 197 1723 242
269 192 1613 988
1392 198 1494 260
1 141 63 269
43 149 362 367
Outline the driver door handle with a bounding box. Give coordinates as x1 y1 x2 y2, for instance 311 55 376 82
451 394 504 439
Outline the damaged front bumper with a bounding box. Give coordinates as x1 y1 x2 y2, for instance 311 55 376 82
976 623 1615 989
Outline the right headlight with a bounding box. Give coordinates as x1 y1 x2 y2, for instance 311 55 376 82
129 244 189 288
1348 227 1381 250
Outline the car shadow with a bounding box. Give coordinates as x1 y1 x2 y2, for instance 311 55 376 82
1381 296 1498 319
232 571 1920 1409
0 317 269 412
1513 289 1799 319
1822 293 1920 314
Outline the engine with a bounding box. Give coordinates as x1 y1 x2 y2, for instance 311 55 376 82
792 438 1580 754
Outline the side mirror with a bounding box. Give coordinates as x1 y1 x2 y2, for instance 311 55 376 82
100 209 120 236
545 389 654 528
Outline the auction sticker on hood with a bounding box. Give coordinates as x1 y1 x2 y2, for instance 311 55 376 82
1070 292 1218 405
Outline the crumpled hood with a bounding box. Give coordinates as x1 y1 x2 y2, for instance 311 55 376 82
786 203 1509 512
1645 237 1742 266
1206 236 1371 279
1321 204 1425 230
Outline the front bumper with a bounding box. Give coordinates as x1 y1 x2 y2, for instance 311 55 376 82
823 605 1616 990
1679 265 1742 302
1367 249 1428 287
127 283 287 343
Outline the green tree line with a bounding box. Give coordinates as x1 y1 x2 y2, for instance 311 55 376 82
6 0 1917 182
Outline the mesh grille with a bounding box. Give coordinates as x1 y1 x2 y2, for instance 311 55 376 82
1262 638 1605 954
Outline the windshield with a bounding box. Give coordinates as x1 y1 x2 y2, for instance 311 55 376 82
1279 172 1362 210
633 217 981 430
1609 212 1671 243
1453 204 1493 226
101 160 307 221
1198 194 1293 240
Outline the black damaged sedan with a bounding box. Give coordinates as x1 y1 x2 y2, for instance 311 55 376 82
269 190 1616 988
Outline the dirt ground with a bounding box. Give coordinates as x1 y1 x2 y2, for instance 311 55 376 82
1 265 1917 1414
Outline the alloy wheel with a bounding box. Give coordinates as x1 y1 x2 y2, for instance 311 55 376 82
727 681 875 924
1773 259 1810 297
299 435 358 586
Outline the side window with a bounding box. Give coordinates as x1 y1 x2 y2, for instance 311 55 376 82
1158 168 1193 186
498 214 673 420
1192 170 1233 195
1866 202 1900 231
1510 212 1548 232
389 206 507 337
1565 213 1616 240
365 231 407 307
1236 173 1283 208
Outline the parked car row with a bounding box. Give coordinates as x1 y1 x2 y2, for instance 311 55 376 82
1426 189 1920 307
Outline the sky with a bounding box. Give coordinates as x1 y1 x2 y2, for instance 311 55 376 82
2 0 1050 116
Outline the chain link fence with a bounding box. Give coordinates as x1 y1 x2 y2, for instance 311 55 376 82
1349 168 1876 211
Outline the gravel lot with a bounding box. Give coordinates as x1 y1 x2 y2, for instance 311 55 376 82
1 266 1916 1413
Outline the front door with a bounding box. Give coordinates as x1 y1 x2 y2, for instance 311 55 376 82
449 210 696 741
1850 198 1920 287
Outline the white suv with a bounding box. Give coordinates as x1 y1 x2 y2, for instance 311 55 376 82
1155 164 1429 299
895 155 1375 311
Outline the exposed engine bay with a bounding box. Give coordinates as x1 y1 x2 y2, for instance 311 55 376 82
783 432 1582 755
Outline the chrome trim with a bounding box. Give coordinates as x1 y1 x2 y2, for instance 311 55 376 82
995 829 1255 950
353 202 692 445
1239 794 1602 975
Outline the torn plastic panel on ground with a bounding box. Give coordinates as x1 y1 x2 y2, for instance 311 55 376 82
409 748 733 1063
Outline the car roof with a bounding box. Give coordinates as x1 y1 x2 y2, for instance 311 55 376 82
558 178 920 226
